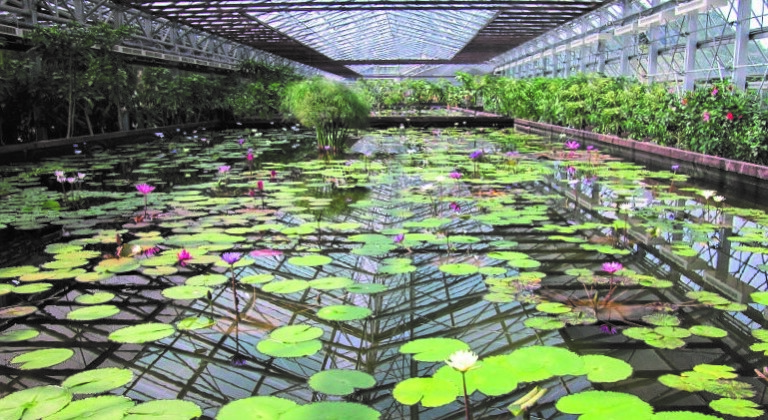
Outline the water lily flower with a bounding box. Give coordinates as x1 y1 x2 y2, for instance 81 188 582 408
230 353 248 366
702 111 711 122
77 172 86 180
238 138 245 146
712 87 719 96
586 145 595 151
449 171 462 180
246 152 253 161
66 177 76 184
469 150 483 160
726 112 734 121
221 252 242 265
713 195 725 203
135 183 155 195
177 249 192 266
599 324 618 335
602 262 623 274
270 170 277 180
257 180 264 191
671 164 679 172
324 145 331 151
566 166 576 176
505 151 519 158
449 202 461 213
393 233 405 244
700 190 716 200
445 349 479 372
219 165 231 174
564 140 580 150
54 170 64 178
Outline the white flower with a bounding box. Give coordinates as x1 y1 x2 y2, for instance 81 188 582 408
420 183 434 192
700 190 716 200
445 349 479 372
435 175 446 183
713 195 725 203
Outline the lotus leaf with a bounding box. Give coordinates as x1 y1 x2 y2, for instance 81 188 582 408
62 368 133 394
308 369 376 396
0 386 72 420
125 399 202 420
11 348 74 370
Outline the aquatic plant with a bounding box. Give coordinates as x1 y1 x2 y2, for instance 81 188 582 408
445 349 479 420
135 183 155 215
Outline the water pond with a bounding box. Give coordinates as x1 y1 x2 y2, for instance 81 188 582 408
0 125 767 419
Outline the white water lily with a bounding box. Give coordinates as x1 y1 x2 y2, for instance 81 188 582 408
713 195 725 203
445 349 479 372
700 190 716 200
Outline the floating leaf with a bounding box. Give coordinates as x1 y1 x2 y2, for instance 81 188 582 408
13 283 53 295
309 277 354 290
0 265 40 279
262 280 310 294
556 390 653 419
308 369 376 396
256 338 323 358
0 386 72 420
346 283 388 294
62 368 133 394
399 338 469 362
317 305 372 321
438 263 479 275
109 323 175 343
709 398 764 418
45 395 134 420
750 291 768 305
392 377 458 408
0 306 36 319
505 346 585 379
642 313 680 326
580 355 633 382
287 255 333 267
689 325 727 338
216 396 298 420
185 274 227 286
177 316 215 331
524 316 565 330
536 302 572 314
280 402 380 420
11 348 74 370
125 400 202 420
96 258 141 274
66 305 120 321
74 292 115 305
653 412 723 419
162 285 211 300
240 274 274 284
0 329 39 343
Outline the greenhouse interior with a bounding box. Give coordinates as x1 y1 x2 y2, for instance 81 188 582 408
3 0 768 419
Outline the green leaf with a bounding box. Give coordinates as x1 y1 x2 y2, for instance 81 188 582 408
162 285 211 300
709 398 764 418
256 339 323 358
642 313 680 326
556 390 653 419
346 283 388 294
535 302 572 314
269 324 324 343
216 396 298 420
11 348 74 369
505 346 585 379
0 386 72 420
580 355 633 383
308 277 354 290
750 291 768 305
0 266 39 279
240 274 274 284
13 283 53 295
645 336 686 349
0 306 37 319
62 368 133 394
0 329 39 343
280 402 380 420
125 399 202 420
109 323 175 343
287 255 333 267
392 377 458 407
689 325 727 338
653 412 723 420
524 316 565 330
66 305 120 321
399 338 470 362
262 280 310 294
308 369 376 396
74 292 115 305
185 274 228 286
176 316 215 331
45 395 135 420
316 305 371 321
438 263 479 275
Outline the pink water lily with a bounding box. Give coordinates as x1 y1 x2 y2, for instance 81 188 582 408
135 183 155 195
221 252 243 265
564 140 580 150
219 165 231 174
449 171 462 180
177 249 192 266
602 262 623 274
250 249 283 257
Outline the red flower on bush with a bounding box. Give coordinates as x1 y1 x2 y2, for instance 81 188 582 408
726 112 734 121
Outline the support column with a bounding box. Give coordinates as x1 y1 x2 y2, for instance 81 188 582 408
73 0 84 23
647 0 661 83
683 14 698 91
579 46 587 73
597 40 607 74
620 0 632 76
732 0 752 90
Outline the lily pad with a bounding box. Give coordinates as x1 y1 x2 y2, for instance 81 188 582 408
556 390 653 419
287 255 333 267
317 305 372 321
177 316 215 331
62 368 133 394
399 338 470 362
186 274 228 287
109 323 175 343
13 283 53 294
0 386 72 420
309 277 354 290
0 265 40 279
0 329 39 343
438 263 479 275
280 402 380 420
74 292 115 305
346 283 389 294
11 348 74 370
709 398 764 418
162 285 211 300
0 306 37 319
240 274 274 284
269 324 324 343
45 395 135 420
392 377 458 408
581 355 633 382
96 258 141 274
256 338 323 358
125 400 202 420
66 305 120 321
689 325 727 338
262 280 310 294
308 369 376 396
216 396 298 420
524 316 565 330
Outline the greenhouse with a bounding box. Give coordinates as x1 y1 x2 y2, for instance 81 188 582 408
2 1 768 419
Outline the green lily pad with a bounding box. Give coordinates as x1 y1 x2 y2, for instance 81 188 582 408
689 325 727 338
96 258 141 274
269 324 324 343
581 355 633 382
478 266 508 276
524 316 565 330
162 285 211 300
536 302 572 314
646 336 686 349
750 291 768 305
505 346 585 379
399 338 470 362
240 274 274 284
216 396 298 420
287 255 333 267
75 271 114 283
0 283 13 295
317 305 372 321
62 368 133 394
45 395 135 420
66 305 120 321
74 292 115 305
308 369 376 396
309 277 354 290
125 400 202 420
653 412 723 420
0 265 40 279
0 386 72 420
262 280 310 294
556 390 653 419
11 348 74 369
346 283 389 294
280 402 380 420
186 274 228 287
0 329 39 343
507 259 541 269
642 313 680 326
709 398 764 418
0 306 37 318
13 283 53 295
392 377 458 408
256 338 323 358
438 263 479 275
177 316 215 331
108 323 175 343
